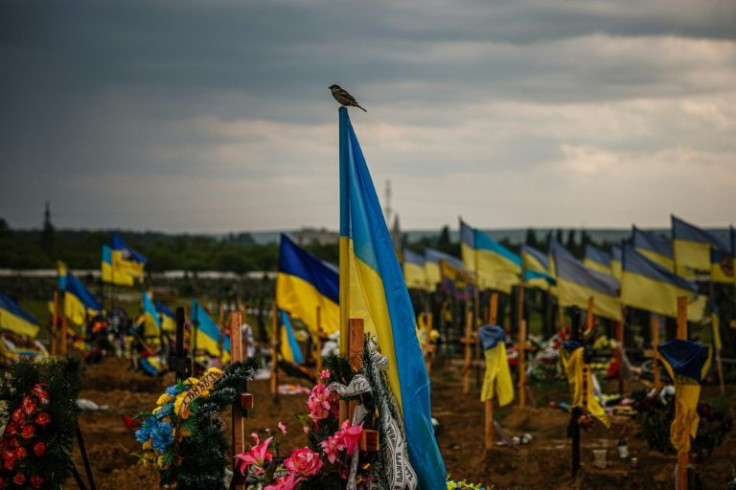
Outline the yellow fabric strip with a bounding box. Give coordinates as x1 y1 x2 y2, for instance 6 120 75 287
275 273 339 336
480 341 514 406
673 239 711 275
583 259 612 276
636 248 675 272
555 277 622 321
0 309 39 338
476 249 520 294
621 271 706 321
561 348 610 428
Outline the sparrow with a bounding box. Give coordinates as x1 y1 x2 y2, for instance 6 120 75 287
329 84 367 112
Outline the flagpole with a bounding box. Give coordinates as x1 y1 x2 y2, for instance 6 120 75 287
338 107 350 357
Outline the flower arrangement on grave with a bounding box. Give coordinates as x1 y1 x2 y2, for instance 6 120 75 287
632 389 733 458
0 357 83 489
135 359 257 490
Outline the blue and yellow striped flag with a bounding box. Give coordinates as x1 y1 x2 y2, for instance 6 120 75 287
190 299 230 361
279 310 304 365
479 325 514 406
656 339 711 453
276 234 339 336
521 245 555 289
403 249 429 291
101 245 135 286
142 291 161 337
424 248 462 290
621 244 706 321
57 262 102 326
633 226 674 272
156 301 176 332
0 291 39 338
106 233 146 284
672 215 730 280
339 107 446 488
610 244 622 280
550 241 621 321
583 244 613 276
460 219 521 293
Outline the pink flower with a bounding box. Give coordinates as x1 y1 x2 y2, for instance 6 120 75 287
338 420 363 455
319 370 330 380
235 437 273 476
284 447 323 477
307 384 332 423
264 472 302 490
302 425 310 434
278 422 287 435
319 434 344 464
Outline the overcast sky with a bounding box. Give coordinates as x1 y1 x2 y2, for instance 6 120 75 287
1 0 735 233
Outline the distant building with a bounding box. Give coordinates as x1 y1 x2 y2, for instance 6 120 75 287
292 227 339 246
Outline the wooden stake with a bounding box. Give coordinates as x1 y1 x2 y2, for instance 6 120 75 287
615 318 624 396
60 292 68 356
484 292 499 448
586 296 595 331
462 311 474 395
489 292 499 325
651 314 662 391
518 319 527 409
315 306 323 376
270 305 279 399
230 311 245 464
676 296 688 490
51 290 59 356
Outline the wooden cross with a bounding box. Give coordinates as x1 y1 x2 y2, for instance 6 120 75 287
167 307 190 381
461 310 475 395
229 311 254 490
483 292 499 450
343 318 379 452
676 296 689 490
643 314 662 391
517 319 528 409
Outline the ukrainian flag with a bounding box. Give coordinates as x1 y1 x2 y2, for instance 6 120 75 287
425 248 462 290
339 107 446 488
156 301 176 332
0 292 39 338
460 219 521 294
657 339 711 453
57 262 102 326
479 325 514 406
672 215 729 278
190 299 230 361
439 259 475 300
279 310 304 364
621 244 706 321
101 245 134 286
610 244 623 280
550 241 621 321
560 341 610 427
109 232 146 283
521 245 555 290
583 244 613 276
403 249 429 291
276 234 339 336
142 291 161 337
633 226 674 272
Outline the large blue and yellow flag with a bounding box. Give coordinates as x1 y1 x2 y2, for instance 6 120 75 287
583 244 613 276
521 245 555 290
424 248 462 290
403 249 430 291
460 219 521 293
0 292 39 338
279 310 304 365
190 299 230 361
57 262 102 326
101 245 134 286
610 244 623 280
621 244 706 321
550 241 621 321
339 107 446 488
105 232 146 284
657 339 711 453
142 291 161 337
439 259 475 300
633 226 674 272
672 215 730 280
156 301 176 332
276 234 339 336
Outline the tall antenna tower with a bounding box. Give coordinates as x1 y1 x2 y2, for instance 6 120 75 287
384 179 392 224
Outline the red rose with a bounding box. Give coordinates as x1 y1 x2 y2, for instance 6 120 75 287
7 438 20 448
21 425 34 440
5 423 18 436
34 413 51 426
30 475 43 489
14 447 27 460
31 384 49 405
10 409 24 424
11 473 24 485
33 442 45 457
2 458 15 470
21 397 36 417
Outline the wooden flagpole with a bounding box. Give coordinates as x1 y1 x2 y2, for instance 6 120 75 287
676 296 689 490
270 304 279 400
462 310 474 395
229 311 254 490
484 292 499 449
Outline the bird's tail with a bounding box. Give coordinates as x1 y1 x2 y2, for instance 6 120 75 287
356 104 367 112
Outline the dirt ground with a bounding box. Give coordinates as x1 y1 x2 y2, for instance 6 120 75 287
68 357 736 490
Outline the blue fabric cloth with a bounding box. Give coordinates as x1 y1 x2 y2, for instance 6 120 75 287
479 325 505 350
658 339 710 383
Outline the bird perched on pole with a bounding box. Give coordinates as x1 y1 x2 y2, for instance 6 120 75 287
329 84 367 112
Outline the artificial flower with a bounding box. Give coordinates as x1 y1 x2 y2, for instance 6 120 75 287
264 472 302 490
11 473 24 486
278 422 287 435
31 384 49 405
307 384 332 423
338 420 363 455
34 412 51 426
21 397 36 417
21 425 35 440
33 442 45 457
284 447 323 477
30 475 43 489
235 436 273 475
319 370 331 380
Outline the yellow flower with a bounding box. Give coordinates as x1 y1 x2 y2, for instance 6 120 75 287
185 377 199 385
156 393 173 405
143 440 152 450
206 367 223 375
